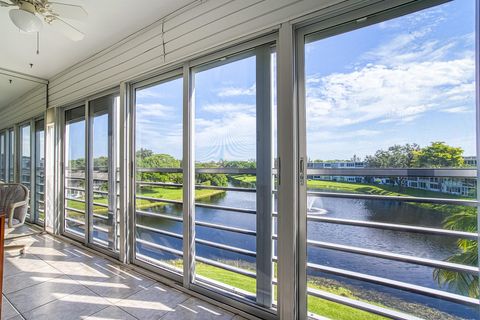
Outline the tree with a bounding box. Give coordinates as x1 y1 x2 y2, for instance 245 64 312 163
411 142 464 168
365 144 420 186
434 208 478 298
365 144 420 168
136 148 154 160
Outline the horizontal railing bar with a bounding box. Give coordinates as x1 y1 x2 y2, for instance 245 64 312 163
195 203 256 214
92 202 108 208
65 186 85 192
137 181 182 187
308 191 478 207
308 216 478 240
65 197 85 203
308 240 479 275
136 195 183 205
136 181 256 192
196 256 256 279
195 238 256 257
137 227 257 258
308 287 423 320
136 210 183 222
308 263 479 307
136 239 183 256
65 207 85 214
137 168 182 173
196 221 257 236
93 190 109 195
196 168 256 174
92 225 109 233
136 224 182 239
196 185 256 192
307 168 476 178
136 167 257 174
65 216 85 225
65 176 85 180
93 213 108 220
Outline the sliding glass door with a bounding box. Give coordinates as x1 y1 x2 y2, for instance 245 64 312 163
0 131 5 182
192 48 275 306
19 123 32 219
63 94 120 253
64 106 87 237
131 42 276 313
8 128 14 183
298 1 478 319
134 73 184 273
34 119 45 225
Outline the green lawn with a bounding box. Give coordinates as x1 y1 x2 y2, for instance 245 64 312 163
167 260 386 320
66 186 225 216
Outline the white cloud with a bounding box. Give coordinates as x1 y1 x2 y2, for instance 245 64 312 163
217 84 255 97
306 57 475 130
136 103 175 118
441 106 471 114
202 103 255 114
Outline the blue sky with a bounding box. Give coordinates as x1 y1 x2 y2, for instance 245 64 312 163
133 0 475 163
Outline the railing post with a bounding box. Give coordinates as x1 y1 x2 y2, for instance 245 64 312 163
256 44 273 307
183 63 196 287
475 0 480 315
277 22 299 320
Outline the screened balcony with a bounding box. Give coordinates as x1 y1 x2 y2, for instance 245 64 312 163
1 0 479 320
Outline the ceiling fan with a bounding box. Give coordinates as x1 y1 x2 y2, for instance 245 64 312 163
0 0 87 41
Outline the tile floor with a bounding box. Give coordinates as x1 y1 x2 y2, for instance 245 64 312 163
2 230 249 320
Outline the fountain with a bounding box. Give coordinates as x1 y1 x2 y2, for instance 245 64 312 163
307 196 328 215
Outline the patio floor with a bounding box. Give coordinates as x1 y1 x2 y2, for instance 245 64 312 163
2 227 249 320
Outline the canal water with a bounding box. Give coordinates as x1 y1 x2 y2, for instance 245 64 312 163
135 187 478 319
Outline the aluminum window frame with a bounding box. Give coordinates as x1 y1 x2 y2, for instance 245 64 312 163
128 35 279 320
129 68 185 283
60 88 121 258
295 0 479 319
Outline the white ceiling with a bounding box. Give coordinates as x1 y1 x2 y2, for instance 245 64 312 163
0 72 43 107
0 0 194 107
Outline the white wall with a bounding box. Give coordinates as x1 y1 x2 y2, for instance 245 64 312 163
46 0 351 108
0 84 46 129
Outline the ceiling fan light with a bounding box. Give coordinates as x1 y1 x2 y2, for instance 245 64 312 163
9 9 43 33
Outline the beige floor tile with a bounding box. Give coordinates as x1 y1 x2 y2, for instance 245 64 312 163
115 283 189 320
6 275 85 314
86 305 138 320
1 296 21 320
160 297 234 320
85 269 156 303
3 263 63 294
22 287 111 320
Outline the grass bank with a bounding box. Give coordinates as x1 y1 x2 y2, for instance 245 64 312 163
166 260 386 320
230 175 472 214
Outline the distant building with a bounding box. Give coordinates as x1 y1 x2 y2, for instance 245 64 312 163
307 157 477 197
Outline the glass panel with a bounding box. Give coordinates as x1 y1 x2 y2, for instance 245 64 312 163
64 106 86 237
8 129 14 183
193 50 275 305
135 76 184 272
0 132 5 182
303 1 478 319
35 120 45 225
89 95 119 250
20 124 31 219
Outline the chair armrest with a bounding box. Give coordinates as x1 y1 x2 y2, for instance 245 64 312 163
6 201 28 228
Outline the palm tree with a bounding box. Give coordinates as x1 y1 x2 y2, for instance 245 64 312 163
433 208 478 298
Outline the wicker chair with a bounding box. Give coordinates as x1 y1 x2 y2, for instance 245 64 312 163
0 184 29 254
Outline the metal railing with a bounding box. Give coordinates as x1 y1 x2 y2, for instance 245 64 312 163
133 166 480 319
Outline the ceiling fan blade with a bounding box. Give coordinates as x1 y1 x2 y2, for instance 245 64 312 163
49 2 87 20
49 17 84 41
0 1 14 7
